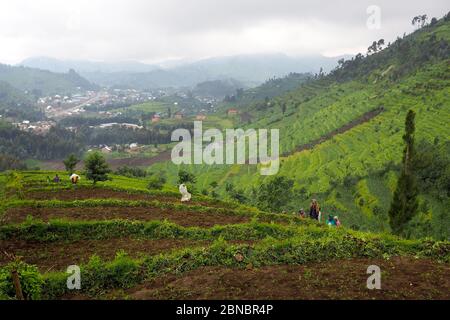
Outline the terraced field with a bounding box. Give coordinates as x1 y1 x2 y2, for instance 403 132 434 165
0 172 449 300
148 59 450 239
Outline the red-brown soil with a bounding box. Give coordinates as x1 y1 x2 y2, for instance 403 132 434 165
0 238 210 272
102 257 449 300
25 188 225 208
2 206 250 227
27 188 177 202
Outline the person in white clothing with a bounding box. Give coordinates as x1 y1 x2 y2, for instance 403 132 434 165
70 173 80 184
179 183 191 202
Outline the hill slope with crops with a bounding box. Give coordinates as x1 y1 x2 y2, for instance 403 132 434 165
147 15 450 240
0 172 449 300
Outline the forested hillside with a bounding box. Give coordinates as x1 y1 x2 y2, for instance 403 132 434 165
0 81 44 121
222 72 312 106
148 14 450 240
0 64 97 97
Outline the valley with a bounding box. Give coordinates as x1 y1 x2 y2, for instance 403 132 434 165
0 8 449 301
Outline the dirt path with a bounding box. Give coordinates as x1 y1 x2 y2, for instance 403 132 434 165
3 206 250 227
104 256 449 300
282 107 384 157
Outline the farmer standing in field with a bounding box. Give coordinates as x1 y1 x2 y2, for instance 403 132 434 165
334 216 341 227
326 214 336 226
309 199 320 220
179 183 191 202
70 173 80 184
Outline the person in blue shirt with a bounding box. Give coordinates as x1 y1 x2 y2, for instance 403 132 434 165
326 214 336 226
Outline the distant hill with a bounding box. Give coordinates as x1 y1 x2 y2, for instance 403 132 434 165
0 80 33 108
20 56 159 74
222 72 312 107
0 80 44 121
20 53 345 89
192 79 245 99
0 64 98 97
177 53 343 86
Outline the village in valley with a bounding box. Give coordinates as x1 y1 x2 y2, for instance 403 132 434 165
0 1 449 302
3 83 245 166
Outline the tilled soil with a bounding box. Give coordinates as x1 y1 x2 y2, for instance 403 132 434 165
26 188 225 208
2 206 250 227
0 238 211 272
103 257 450 300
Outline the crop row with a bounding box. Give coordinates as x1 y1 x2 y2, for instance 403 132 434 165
1 232 448 299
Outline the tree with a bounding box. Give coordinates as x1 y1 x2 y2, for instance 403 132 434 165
367 41 378 55
178 170 196 184
412 14 428 29
388 110 419 236
256 176 294 212
63 154 79 174
281 102 287 114
147 173 166 190
367 39 385 55
84 152 111 185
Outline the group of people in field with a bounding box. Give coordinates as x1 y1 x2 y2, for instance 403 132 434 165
297 199 341 227
47 173 80 185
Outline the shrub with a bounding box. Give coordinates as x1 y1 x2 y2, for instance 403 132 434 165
63 154 80 174
147 175 166 190
256 176 294 212
115 166 147 178
84 152 111 185
0 260 44 300
178 170 196 184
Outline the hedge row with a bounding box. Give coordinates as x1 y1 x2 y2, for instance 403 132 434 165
0 219 305 242
1 234 448 300
23 184 234 209
2 199 307 226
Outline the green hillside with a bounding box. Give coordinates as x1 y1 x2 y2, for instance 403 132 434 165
0 171 448 299
0 81 44 121
221 72 312 107
147 15 450 240
0 81 33 107
0 64 97 97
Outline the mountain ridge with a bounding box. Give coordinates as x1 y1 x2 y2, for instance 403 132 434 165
19 53 347 89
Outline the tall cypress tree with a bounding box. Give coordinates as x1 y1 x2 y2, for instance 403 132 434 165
388 110 419 236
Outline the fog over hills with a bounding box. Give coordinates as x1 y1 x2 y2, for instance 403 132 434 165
20 57 159 74
20 53 347 89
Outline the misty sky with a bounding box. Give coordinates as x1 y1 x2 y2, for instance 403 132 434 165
0 0 448 65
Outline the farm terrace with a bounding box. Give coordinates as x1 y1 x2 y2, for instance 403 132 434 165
171 121 280 175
